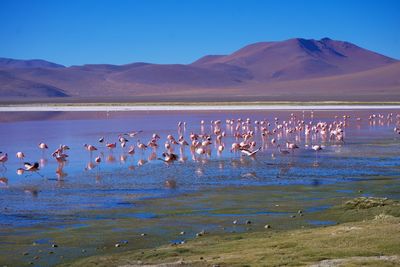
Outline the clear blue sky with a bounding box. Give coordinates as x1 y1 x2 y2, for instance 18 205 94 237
1 0 399 66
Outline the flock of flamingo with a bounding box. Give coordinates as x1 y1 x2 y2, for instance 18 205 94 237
0 111 399 186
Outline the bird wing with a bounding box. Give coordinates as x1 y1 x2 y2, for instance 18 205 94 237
240 149 252 156
24 162 32 169
250 147 262 156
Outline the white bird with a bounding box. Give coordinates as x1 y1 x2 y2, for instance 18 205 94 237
16 152 25 160
240 147 261 157
24 162 40 172
38 143 48 150
312 145 323 151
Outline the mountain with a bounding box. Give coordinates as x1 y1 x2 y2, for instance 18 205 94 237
0 71 68 98
0 38 399 101
0 57 65 69
192 38 396 80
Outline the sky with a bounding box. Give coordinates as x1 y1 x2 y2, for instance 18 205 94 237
0 0 399 66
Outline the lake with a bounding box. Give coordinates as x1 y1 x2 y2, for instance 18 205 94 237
0 109 399 266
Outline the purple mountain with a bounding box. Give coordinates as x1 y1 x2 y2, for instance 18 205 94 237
0 38 398 101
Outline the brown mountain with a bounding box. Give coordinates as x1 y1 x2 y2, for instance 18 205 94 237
0 38 399 101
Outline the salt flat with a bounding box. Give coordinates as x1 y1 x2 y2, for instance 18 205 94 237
1 104 400 112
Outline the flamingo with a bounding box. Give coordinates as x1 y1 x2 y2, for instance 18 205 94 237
230 142 240 152
159 152 178 164
0 153 8 168
84 144 97 151
126 130 143 138
24 162 43 177
312 144 323 159
152 133 161 140
119 135 129 144
312 144 323 152
95 156 101 164
0 177 8 185
54 152 68 163
84 144 97 158
195 147 205 155
137 140 147 151
39 142 48 150
286 142 299 152
24 162 40 172
240 147 261 157
106 143 116 149
16 152 25 161
128 145 135 155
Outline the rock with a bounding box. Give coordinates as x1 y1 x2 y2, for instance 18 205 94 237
115 243 121 248
23 252 29 256
245 220 252 224
140 233 147 237
33 256 40 260
52 244 58 248
264 224 271 229
298 210 303 214
180 231 185 235
81 249 86 253
233 220 238 224
290 215 296 218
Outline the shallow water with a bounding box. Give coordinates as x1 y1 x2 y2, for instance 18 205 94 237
0 109 399 266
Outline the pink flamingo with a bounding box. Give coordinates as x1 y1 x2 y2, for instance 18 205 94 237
0 153 8 169
16 152 25 161
24 162 43 177
84 144 97 158
128 145 135 155
137 140 148 152
106 143 116 150
39 142 48 150
240 147 261 157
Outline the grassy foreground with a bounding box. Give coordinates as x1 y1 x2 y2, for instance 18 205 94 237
63 197 400 267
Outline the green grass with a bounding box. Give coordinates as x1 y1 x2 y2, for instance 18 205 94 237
3 179 399 266
61 197 400 267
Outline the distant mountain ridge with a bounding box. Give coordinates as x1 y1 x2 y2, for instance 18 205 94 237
0 57 65 69
192 38 396 80
0 38 399 101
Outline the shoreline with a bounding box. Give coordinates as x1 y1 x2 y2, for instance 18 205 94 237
1 103 400 112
